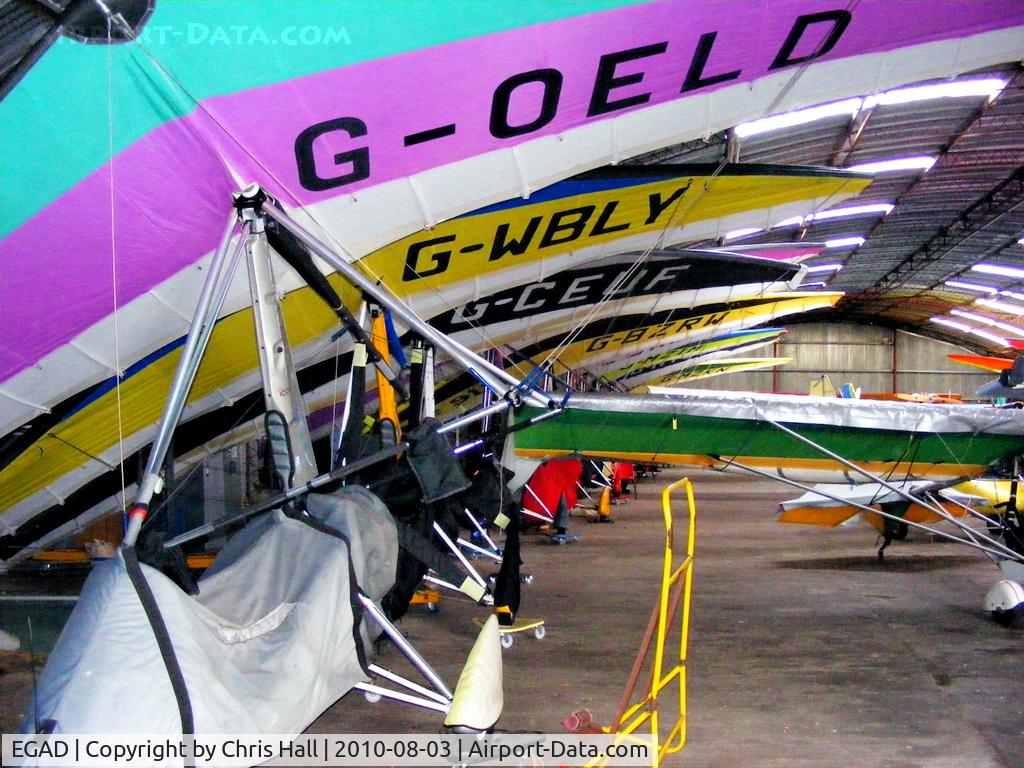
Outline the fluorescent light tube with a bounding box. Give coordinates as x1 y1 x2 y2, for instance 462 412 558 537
847 156 936 174
824 237 865 249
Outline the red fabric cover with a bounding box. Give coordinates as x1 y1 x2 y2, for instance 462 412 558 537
612 462 635 495
523 459 583 520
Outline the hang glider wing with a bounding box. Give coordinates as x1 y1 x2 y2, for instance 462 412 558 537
545 293 838 371
8 0 1024 429
510 389 1024 484
714 244 826 262
432 293 839 419
4 0 1024 558
774 482 979 528
603 328 785 386
0 163 864 444
0 241 832 561
949 354 1014 373
641 357 791 386
431 243 809 339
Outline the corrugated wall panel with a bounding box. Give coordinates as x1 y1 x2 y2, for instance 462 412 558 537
777 371 892 394
683 372 774 392
893 329 993 397
778 324 892 375
895 331 984 373
671 323 996 397
776 344 892 374
781 324 890 344
898 373 991 395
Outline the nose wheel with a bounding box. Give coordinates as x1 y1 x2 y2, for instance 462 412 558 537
983 579 1024 627
992 606 1024 627
476 618 546 648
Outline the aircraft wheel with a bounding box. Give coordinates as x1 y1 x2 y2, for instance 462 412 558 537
984 580 1024 627
500 633 514 649
364 691 382 704
992 606 1024 628
534 625 546 640
427 601 440 615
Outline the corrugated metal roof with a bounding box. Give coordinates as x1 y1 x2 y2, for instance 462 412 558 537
640 64 1024 354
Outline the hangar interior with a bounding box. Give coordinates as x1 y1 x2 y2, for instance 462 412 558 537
684 323 996 396
1 2 1024 767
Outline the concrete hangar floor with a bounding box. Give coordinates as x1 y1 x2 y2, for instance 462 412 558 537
1 469 1022 767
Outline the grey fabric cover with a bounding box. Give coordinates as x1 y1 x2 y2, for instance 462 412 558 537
586 388 1024 435
23 487 397 738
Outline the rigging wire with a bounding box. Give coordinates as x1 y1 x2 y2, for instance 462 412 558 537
106 13 129 528
143 395 266 529
99 16 729 389
327 332 344 472
93 20 542 408
91 0 868 422
45 434 116 471
933 429 978 483
103 24 524 370
17 0 1011 560
535 0 865 381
